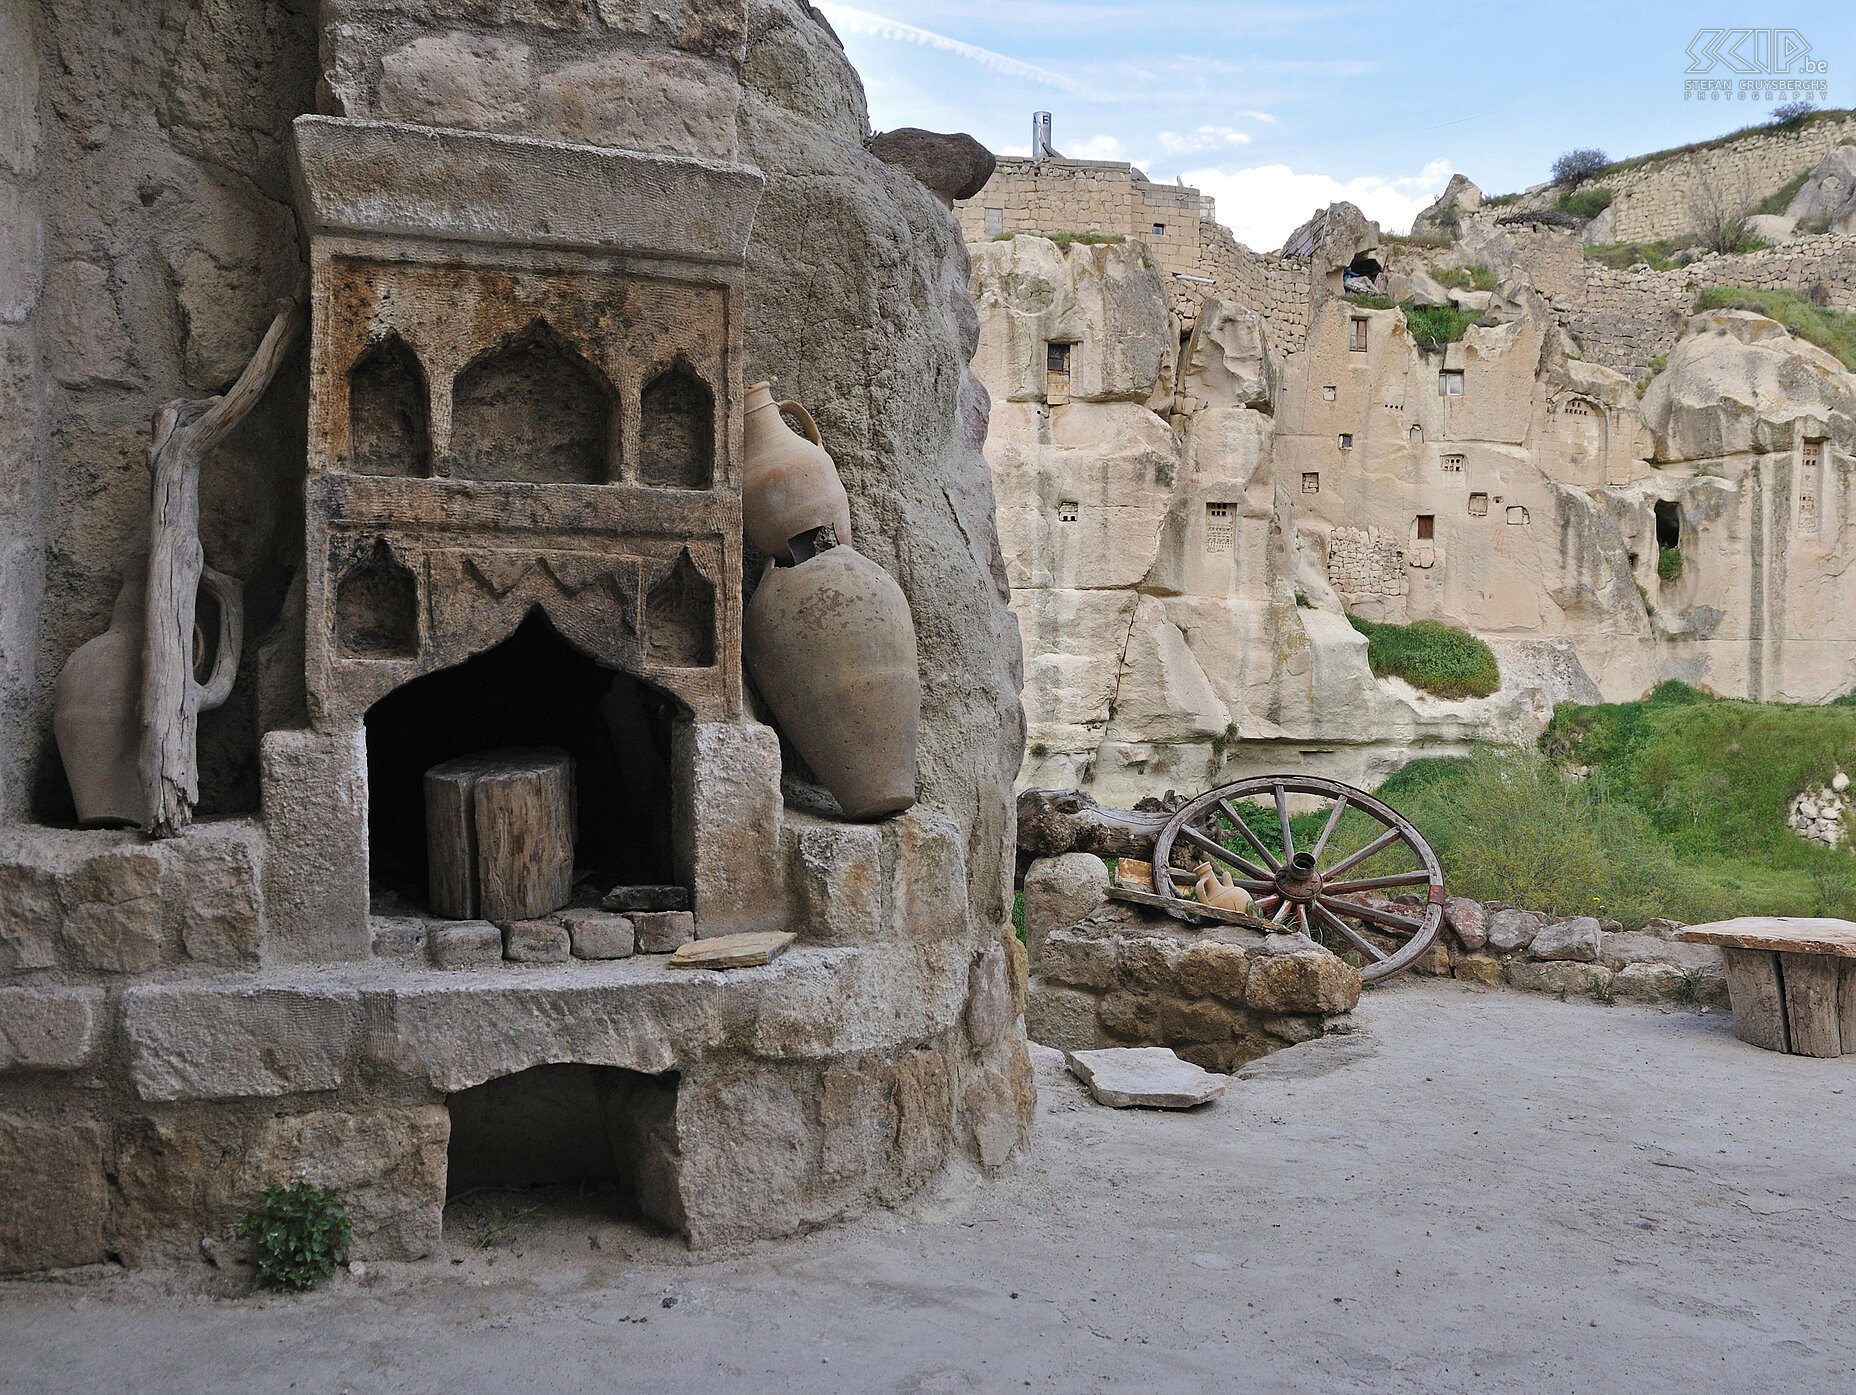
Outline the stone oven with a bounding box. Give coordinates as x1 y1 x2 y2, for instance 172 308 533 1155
0 0 1031 1276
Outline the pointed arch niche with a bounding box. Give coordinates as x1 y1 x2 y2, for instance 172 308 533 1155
450 321 616 484
638 361 715 489
347 334 432 476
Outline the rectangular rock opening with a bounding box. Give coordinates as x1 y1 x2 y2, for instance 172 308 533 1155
365 610 682 915
445 1064 685 1236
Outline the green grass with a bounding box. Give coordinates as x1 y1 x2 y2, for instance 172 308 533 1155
1343 293 1396 310
1584 237 1691 272
1657 544 1683 580
1428 264 1498 292
992 230 1125 246
1752 167 1814 218
1346 616 1500 700
1526 683 1856 918
1690 287 1856 372
1402 303 1478 351
1011 889 1026 942
1557 186 1615 220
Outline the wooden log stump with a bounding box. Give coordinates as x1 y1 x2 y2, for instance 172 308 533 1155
1720 947 1788 1053
1782 952 1844 1058
425 748 575 922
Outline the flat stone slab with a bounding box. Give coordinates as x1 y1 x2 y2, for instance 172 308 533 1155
1065 1047 1226 1109
667 931 796 970
1674 917 1856 957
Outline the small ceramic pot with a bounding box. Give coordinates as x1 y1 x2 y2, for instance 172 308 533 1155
743 544 919 819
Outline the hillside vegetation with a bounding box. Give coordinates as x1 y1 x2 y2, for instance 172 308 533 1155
1361 684 1856 927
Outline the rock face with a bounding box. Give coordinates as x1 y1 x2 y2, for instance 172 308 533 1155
1410 174 1483 239
0 0 1034 1276
1787 146 1856 232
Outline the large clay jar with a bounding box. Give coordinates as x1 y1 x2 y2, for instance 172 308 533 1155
741 381 852 562
53 561 149 827
743 544 919 819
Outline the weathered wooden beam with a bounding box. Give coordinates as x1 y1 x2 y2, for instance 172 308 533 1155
138 299 304 837
1016 788 1172 859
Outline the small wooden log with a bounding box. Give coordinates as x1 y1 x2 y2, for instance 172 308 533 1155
425 748 575 922
1781 952 1844 1058
1721 947 1789 1053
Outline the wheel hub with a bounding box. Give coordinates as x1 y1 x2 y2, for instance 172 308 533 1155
1274 850 1322 903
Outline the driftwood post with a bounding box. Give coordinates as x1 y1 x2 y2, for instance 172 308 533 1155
139 299 303 837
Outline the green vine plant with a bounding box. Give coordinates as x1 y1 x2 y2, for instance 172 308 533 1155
236 1181 353 1291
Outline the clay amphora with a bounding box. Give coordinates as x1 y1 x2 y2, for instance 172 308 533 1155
53 561 150 827
743 543 919 819
741 381 852 562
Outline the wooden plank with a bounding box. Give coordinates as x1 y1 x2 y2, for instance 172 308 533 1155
1782 952 1844 1058
1674 917 1856 958
1105 884 1276 933
1720 947 1789 1053
666 930 795 969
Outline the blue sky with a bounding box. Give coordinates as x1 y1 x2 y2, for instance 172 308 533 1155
816 3 1848 251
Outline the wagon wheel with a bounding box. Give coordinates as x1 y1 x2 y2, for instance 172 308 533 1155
1151 775 1443 983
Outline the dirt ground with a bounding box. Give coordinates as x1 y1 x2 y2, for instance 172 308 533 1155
4 979 1854 1394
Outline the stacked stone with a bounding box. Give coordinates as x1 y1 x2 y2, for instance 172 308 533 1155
1787 778 1849 847
1324 527 1409 601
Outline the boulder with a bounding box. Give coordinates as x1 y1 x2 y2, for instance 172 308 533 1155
1598 930 1721 972
1389 269 1451 307
1022 853 1110 963
1486 907 1541 953
1742 213 1797 243
1448 288 1495 312
1410 173 1481 238
1444 896 1488 949
868 127 995 204
1506 960 1612 996
1246 949 1361 1014
1531 916 1601 962
1784 145 1856 229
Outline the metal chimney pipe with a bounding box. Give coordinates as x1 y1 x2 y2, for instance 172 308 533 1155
1032 111 1052 160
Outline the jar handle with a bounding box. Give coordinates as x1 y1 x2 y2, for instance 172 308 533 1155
777 400 821 446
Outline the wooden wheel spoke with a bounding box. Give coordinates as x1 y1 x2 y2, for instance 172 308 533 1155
1320 895 1421 936
1216 799 1280 873
1233 879 1275 894
1270 898 1295 925
1315 902 1390 963
1295 903 1312 938
1273 783 1296 862
1324 827 1403 879
1179 824 1271 882
1308 793 1349 864
1322 870 1430 894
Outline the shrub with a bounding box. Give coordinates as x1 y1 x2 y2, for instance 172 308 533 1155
1346 615 1500 699
1496 209 1581 231
1379 748 1707 928
1558 186 1615 221
1690 286 1856 371
1402 303 1476 352
1770 100 1816 125
1428 264 1498 293
237 1182 352 1291
1657 544 1683 580
1552 148 1609 186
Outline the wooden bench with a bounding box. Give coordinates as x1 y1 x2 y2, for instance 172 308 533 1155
1672 918 1856 1058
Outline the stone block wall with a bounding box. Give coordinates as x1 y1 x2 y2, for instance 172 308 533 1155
1505 112 1856 244
956 156 1318 357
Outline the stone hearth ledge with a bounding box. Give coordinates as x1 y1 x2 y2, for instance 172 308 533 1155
119 945 973 1103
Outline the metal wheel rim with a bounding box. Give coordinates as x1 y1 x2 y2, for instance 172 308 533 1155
1151 775 1444 982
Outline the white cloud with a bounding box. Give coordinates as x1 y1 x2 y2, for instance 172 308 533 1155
1185 158 1452 251
817 5 1091 95
1070 133 1128 160
1157 125 1254 156
1236 109 1278 124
